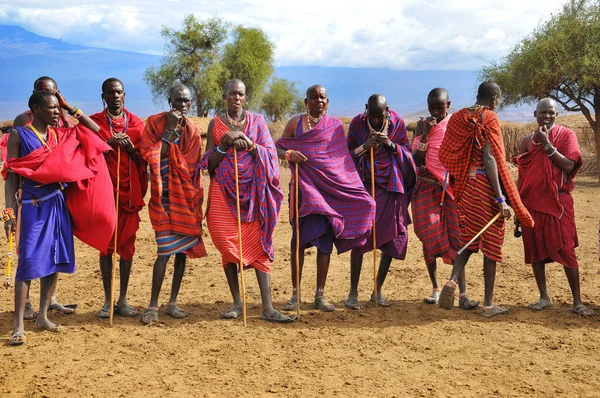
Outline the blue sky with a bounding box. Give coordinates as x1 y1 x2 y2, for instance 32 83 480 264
0 0 567 70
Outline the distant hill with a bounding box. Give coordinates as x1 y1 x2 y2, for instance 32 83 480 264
0 25 535 122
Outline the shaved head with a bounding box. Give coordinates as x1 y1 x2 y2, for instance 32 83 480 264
33 76 57 92
168 83 190 100
306 84 325 98
367 94 387 113
224 78 245 95
536 97 557 111
427 88 449 103
476 81 501 102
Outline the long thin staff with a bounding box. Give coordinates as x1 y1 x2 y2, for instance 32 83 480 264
457 211 502 255
109 146 121 327
294 164 301 319
370 147 378 307
233 147 247 327
4 232 13 289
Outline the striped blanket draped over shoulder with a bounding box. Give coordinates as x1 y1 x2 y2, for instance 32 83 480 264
140 112 205 252
199 112 283 260
412 114 454 199
348 110 416 196
276 114 375 245
439 107 534 228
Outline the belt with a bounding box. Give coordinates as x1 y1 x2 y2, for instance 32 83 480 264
21 185 65 206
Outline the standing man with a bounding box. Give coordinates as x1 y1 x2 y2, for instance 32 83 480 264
6 90 110 345
276 85 376 312
90 78 148 318
140 83 207 324
438 81 534 317
10 76 75 319
515 98 594 316
412 88 478 309
344 94 416 308
201 78 293 323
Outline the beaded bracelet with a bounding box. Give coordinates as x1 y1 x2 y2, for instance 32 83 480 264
416 141 428 152
496 196 505 204
2 208 15 223
248 141 256 152
547 147 557 157
216 146 228 155
285 149 294 160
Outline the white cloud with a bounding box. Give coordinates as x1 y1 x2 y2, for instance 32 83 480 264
0 0 567 70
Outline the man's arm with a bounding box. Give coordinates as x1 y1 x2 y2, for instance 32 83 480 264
412 119 427 167
482 141 511 219
276 116 307 163
4 129 21 238
12 112 31 128
54 91 100 133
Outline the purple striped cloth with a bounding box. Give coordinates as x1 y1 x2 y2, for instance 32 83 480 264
198 112 283 260
276 114 375 252
348 110 416 196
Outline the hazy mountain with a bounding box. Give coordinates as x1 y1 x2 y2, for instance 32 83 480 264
0 25 534 122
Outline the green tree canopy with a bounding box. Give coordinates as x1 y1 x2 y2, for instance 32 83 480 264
144 15 275 117
481 0 600 180
260 78 302 122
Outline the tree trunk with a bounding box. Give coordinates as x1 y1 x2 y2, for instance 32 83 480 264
595 123 600 186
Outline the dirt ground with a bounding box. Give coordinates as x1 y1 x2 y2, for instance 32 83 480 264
1 164 600 397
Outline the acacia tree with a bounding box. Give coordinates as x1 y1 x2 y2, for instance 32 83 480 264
482 0 600 182
145 16 275 116
261 78 302 122
222 26 275 111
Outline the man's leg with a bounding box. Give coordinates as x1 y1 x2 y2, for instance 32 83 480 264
116 258 136 316
564 266 595 316
479 256 508 317
424 260 440 304
284 247 305 310
11 280 30 342
457 268 479 310
221 262 243 318
34 273 61 332
345 252 363 309
143 255 170 324
528 262 552 311
439 249 472 309
165 253 188 318
313 249 335 311
256 269 293 322
373 253 393 305
99 255 113 317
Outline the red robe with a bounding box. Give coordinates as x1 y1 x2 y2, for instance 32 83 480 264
6 125 115 252
90 109 148 259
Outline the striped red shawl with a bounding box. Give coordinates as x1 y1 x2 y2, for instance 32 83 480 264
140 112 204 237
440 107 534 228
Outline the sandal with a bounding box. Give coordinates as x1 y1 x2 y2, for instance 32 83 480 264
165 302 189 319
115 303 139 317
438 280 456 310
528 299 552 311
459 295 480 310
344 297 362 310
480 304 509 318
312 296 335 312
49 301 77 315
24 301 37 320
424 289 440 305
8 331 26 346
142 307 160 324
259 310 295 323
220 305 243 319
370 294 391 307
97 303 112 319
35 321 63 332
282 294 298 311
570 304 595 317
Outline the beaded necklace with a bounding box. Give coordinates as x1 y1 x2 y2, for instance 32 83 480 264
28 124 56 151
306 111 324 130
105 109 128 136
226 111 246 131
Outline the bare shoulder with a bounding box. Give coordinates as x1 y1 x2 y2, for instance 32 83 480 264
282 115 301 138
519 134 532 154
12 111 31 128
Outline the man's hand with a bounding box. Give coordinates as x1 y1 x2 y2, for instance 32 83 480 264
288 150 307 163
222 131 251 148
53 90 74 113
166 108 184 131
533 125 549 146
422 116 437 138
4 219 16 239
500 202 512 219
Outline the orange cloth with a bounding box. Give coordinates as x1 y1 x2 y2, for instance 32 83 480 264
206 118 272 273
140 112 206 258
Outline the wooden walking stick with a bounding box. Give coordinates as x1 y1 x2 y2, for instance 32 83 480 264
457 211 502 255
370 147 378 307
233 147 248 327
294 164 301 319
4 232 14 289
109 146 121 327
